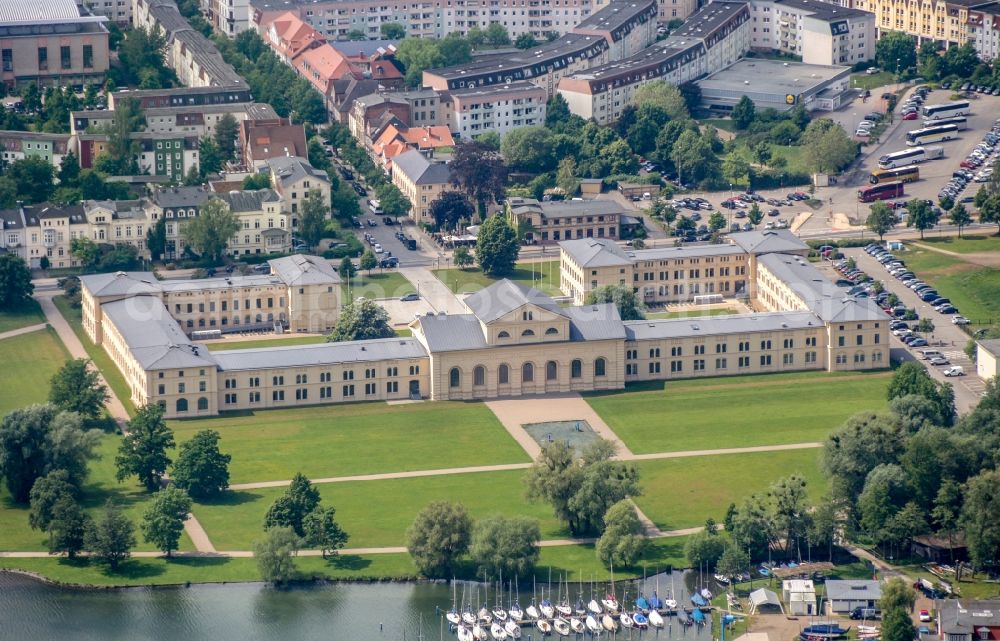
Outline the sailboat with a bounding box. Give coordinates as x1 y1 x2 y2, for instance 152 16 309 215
555 576 572 617
463 586 477 626
586 614 601 634
490 622 508 640
552 618 571 637
619 611 635 629
457 625 474 641
504 620 522 639
601 613 617 632
535 618 552 635
448 582 462 625
540 598 555 619
665 571 678 610
526 577 540 620
649 609 665 628
602 561 620 613
569 617 586 634
472 623 489 641
692 607 706 625
633 610 650 628
587 576 602 615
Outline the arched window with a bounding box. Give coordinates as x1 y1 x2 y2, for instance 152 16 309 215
267 313 274 322
176 398 188 413
197 397 209 410
521 329 535 337
595 357 607 377
546 361 557 381
449 367 461 388
498 364 509 385
571 359 583 378
473 365 486 386
545 327 559 335
498 330 510 338
522 362 534 382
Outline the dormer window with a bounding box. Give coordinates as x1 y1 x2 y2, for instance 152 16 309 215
522 310 533 321
545 327 559 335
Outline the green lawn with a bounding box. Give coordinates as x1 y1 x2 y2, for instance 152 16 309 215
0 553 420 586
633 448 827 532
769 144 807 168
0 435 193 552
205 335 327 351
434 261 561 296
701 118 737 133
538 536 690 581
53 295 136 417
587 371 890 454
169 402 529 484
193 469 567 550
341 271 415 301
850 72 895 91
0 299 45 333
917 234 1000 254
646 308 736 319
0 328 69 417
901 245 1000 323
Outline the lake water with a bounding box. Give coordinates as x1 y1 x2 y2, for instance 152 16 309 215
0 570 726 641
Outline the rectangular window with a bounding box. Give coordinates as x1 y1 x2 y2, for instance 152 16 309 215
387 381 398 393
2 49 12 72
343 384 355 397
83 45 93 68
783 353 794 365
760 355 772 366
715 358 727 369
856 335 864 346
364 382 376 395
272 390 285 401
38 47 47 71
60 46 71 69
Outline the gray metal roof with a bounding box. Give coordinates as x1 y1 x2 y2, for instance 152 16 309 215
565 304 627 341
824 580 882 602
151 185 214 209
101 296 218 370
328 39 399 58
939 599 1000 635
978 338 1000 357
266 156 330 187
80 271 162 297
212 336 426 371
0 0 82 22
631 243 745 261
414 313 489 352
624 310 823 341
216 188 281 212
756 253 887 322
559 238 633 268
508 197 623 220
729 229 810 254
157 274 284 293
391 150 452 185
268 254 341 286
574 0 657 36
464 279 568 324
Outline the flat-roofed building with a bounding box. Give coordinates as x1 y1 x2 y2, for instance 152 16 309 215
507 198 624 246
447 82 547 139
749 0 875 66
108 86 254 110
0 0 110 89
698 57 851 112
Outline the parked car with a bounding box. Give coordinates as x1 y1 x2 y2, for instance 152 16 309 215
399 292 419 301
952 315 971 325
943 366 965 377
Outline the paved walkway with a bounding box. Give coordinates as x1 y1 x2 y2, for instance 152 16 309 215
0 323 47 341
399 266 467 314
229 462 533 490
486 393 635 459
35 292 216 556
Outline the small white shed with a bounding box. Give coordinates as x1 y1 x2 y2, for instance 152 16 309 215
782 579 817 616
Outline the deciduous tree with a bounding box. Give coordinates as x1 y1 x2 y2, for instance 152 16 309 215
115 404 175 492
875 31 917 74
470 515 541 577
28 469 77 532
49 358 108 419
684 530 726 569
949 203 972 237
866 202 896 241
380 22 405 38
453 245 474 268
585 284 645 320
141 486 192 557
406 501 472 578
596 500 645 569
304 506 349 558
731 95 756 130
182 198 239 262
338 257 356 280
429 191 474 231
960 468 1000 571
298 188 329 248
450 141 508 213
633 81 689 121
86 500 136 571
254 526 301 584
0 255 34 311
327 297 394 342
214 113 239 161
46 494 89 557
906 198 938 238
475 214 518 277
264 473 321 537
170 429 231 499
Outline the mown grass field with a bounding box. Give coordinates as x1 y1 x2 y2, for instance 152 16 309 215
918 234 1000 254
205 335 327 351
0 327 69 417
169 402 529 484
341 271 415 301
53 295 136 417
0 299 45 333
192 469 567 550
633 448 827 532
434 261 561 296
587 370 890 454
901 244 1000 323
850 71 895 91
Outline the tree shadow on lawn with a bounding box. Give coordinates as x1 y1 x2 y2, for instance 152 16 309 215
54 556 167 580
195 489 264 507
325 554 372 571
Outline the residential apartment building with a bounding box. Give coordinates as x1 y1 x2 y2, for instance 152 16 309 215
573 0 659 59
0 131 71 167
240 117 309 169
390 149 452 225
845 0 985 47
108 86 255 110
202 0 251 36
215 188 292 256
507 198 624 245
749 0 875 66
134 134 202 179
133 0 249 88
371 123 454 169
264 155 332 223
557 2 751 124
82 0 132 26
0 0 110 89
80 228 888 418
968 4 1000 60
447 82 547 139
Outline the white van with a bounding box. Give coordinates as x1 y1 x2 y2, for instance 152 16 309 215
943 365 965 377
920 349 942 360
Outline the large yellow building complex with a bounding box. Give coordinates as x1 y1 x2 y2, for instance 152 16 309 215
80 230 888 418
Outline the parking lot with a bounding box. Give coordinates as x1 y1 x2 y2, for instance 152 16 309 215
835 246 986 412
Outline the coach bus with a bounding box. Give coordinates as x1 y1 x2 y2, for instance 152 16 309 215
858 181 905 202
870 165 919 184
877 146 944 169
368 199 383 214
921 116 967 130
921 101 971 120
906 124 959 146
